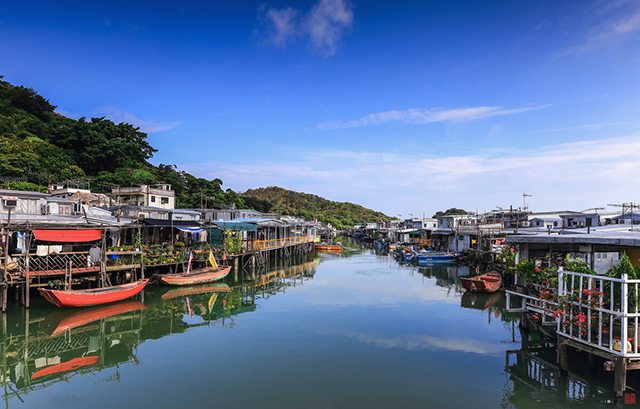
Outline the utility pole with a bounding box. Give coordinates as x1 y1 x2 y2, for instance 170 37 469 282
523 193 532 212
608 202 640 232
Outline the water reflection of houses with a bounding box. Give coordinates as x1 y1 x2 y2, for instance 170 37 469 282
504 327 620 407
0 304 144 404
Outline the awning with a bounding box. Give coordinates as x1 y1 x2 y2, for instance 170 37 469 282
175 227 205 233
33 229 102 242
210 222 257 232
141 219 202 227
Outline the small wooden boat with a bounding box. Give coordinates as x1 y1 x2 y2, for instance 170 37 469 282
315 243 343 252
461 271 502 293
39 279 149 308
159 265 231 286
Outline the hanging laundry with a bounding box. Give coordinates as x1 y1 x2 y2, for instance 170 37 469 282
15 232 26 253
89 246 101 265
48 245 62 254
36 245 48 257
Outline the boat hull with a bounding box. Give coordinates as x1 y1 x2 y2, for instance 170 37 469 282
38 279 149 308
461 272 502 293
315 245 343 252
159 265 231 286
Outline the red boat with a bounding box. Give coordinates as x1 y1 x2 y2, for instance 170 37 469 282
38 279 149 308
159 265 231 286
461 271 502 293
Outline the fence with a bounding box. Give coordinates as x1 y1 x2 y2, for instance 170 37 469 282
551 268 640 358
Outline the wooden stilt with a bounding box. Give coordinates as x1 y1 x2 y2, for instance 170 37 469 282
558 336 568 376
614 356 627 402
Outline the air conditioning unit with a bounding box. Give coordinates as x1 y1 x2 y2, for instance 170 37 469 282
2 198 17 208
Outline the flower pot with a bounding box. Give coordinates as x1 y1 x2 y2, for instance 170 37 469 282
539 289 555 300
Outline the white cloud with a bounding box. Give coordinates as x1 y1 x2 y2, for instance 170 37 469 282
92 106 180 133
178 134 640 215
258 0 353 56
315 104 552 130
261 7 300 47
306 0 354 56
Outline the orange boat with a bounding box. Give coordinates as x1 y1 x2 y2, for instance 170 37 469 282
39 279 149 308
461 271 502 293
315 243 343 252
159 265 231 286
39 300 147 337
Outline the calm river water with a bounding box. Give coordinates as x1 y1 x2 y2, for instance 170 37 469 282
0 246 632 408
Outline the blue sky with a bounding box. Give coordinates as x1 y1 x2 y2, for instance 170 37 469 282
2 0 639 217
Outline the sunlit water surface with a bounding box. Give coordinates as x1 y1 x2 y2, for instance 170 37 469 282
0 247 630 408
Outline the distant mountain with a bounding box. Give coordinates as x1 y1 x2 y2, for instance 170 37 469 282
241 186 390 229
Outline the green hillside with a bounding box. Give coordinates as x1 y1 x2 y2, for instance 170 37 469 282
241 186 390 229
0 77 244 209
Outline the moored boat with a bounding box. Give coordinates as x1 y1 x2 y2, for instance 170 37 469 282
461 271 502 293
159 265 231 286
415 251 458 264
38 279 149 308
315 243 343 252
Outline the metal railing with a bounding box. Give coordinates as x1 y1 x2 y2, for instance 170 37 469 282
553 268 640 357
253 235 318 251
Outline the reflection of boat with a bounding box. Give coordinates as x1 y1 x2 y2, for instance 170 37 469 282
159 265 231 286
39 279 150 308
460 290 501 310
461 271 501 293
31 356 100 380
416 251 458 264
39 301 147 337
315 243 343 252
161 283 231 300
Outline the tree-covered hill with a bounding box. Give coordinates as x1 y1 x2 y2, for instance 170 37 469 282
0 77 244 209
0 77 392 224
241 186 390 229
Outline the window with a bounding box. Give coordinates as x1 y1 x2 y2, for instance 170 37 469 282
161 197 169 204
19 199 38 214
151 196 156 203
59 205 70 215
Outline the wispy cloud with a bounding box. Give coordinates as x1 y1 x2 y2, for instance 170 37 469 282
257 0 353 56
560 1 640 55
540 121 632 132
259 6 301 47
180 134 640 215
313 104 552 130
92 106 180 133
